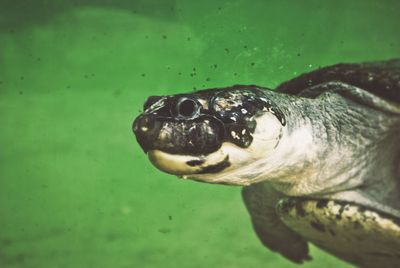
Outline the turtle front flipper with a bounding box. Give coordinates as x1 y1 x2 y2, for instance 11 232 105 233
242 183 311 263
276 198 400 268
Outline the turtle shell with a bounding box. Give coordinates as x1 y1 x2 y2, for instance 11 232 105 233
276 59 400 103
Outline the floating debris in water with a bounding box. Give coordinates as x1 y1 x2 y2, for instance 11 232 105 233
158 228 171 234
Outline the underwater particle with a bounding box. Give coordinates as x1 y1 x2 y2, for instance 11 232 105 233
114 89 122 97
168 215 172 220
213 64 218 69
84 74 89 79
1 239 12 247
162 35 167 39
105 233 119 242
145 35 149 39
19 91 23 95
121 206 131 215
36 57 41 61
206 77 211 82
193 87 197 91
178 72 182 75
250 62 255 66
297 53 301 56
66 85 71 89
234 72 238 76
141 73 146 77
193 67 196 71
187 37 191 41
15 253 29 262
244 45 248 49
218 7 222 10
224 48 230 53
20 76 24 80
158 228 171 234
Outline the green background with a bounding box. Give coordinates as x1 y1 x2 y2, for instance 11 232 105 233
0 0 399 267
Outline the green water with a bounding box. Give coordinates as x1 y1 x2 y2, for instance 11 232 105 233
0 0 399 267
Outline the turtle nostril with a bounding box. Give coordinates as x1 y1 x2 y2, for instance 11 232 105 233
134 116 155 134
141 117 152 132
176 97 200 119
132 115 161 153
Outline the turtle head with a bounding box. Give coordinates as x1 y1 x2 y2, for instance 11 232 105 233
132 85 286 185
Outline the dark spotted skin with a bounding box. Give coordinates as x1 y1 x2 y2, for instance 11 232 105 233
276 198 400 268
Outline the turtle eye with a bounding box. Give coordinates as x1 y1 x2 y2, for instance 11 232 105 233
175 97 200 119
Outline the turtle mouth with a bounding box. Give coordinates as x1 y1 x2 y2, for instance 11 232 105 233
147 148 231 175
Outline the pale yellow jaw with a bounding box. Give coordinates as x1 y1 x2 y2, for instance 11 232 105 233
147 147 229 175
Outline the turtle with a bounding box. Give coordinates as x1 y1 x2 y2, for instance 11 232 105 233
132 59 400 267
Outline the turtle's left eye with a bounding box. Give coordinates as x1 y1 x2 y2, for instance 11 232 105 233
175 97 200 119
